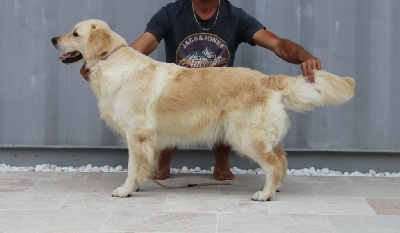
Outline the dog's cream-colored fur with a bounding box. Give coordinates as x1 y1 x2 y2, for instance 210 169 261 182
53 19 355 201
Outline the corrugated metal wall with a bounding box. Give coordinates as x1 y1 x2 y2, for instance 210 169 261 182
1 0 399 152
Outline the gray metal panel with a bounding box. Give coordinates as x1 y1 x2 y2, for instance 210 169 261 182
1 0 399 152
1 0 68 145
284 0 400 151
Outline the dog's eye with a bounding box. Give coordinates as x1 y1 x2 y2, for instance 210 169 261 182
73 32 79 37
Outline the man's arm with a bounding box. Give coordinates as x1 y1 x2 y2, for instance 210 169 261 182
80 32 159 81
130 32 159 55
252 29 321 82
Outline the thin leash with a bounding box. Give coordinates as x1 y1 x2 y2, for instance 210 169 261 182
150 178 231 189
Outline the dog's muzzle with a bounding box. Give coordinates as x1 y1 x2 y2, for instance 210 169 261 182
51 37 83 64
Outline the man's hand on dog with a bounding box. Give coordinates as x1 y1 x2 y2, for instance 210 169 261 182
301 56 322 83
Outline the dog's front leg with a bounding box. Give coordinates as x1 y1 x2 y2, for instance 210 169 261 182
112 128 156 198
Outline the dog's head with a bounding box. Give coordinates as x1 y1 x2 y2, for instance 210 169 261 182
52 19 113 64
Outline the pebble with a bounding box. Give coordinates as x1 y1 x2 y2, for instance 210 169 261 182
200 169 212 174
114 165 123 172
321 168 330 173
172 168 180 174
35 165 42 172
100 166 109 172
50 164 57 171
181 166 189 173
369 169 376 175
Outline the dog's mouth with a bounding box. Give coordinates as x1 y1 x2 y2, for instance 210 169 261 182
59 51 83 64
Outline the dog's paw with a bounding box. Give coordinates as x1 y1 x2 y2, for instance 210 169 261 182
112 186 134 198
251 191 272 201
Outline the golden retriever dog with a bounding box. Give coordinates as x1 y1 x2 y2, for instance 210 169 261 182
52 19 355 201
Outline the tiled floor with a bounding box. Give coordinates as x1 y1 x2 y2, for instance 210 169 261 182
0 172 399 233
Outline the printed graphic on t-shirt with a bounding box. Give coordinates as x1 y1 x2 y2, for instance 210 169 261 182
176 33 230 68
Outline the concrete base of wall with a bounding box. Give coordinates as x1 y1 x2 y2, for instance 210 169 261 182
1 147 399 173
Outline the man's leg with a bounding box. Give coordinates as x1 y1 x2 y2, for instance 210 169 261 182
153 147 177 180
212 142 235 181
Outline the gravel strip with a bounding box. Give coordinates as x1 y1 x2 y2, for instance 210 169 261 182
1 163 399 177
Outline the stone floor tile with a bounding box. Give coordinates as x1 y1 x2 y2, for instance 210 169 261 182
311 183 400 198
366 198 400 215
328 215 400 233
165 194 268 213
170 173 223 181
140 177 221 195
220 181 317 201
38 172 90 180
100 211 217 232
285 175 352 184
349 177 400 184
230 176 352 201
272 182 317 200
61 192 167 212
226 174 265 183
165 173 263 185
218 213 333 233
219 180 263 197
0 172 40 192
25 177 118 194
1 171 89 180
0 192 69 210
268 197 376 215
86 172 127 180
0 209 110 232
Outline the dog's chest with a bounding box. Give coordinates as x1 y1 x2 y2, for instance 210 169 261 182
91 78 128 128
94 78 150 131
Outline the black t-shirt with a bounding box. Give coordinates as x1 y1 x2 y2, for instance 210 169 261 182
145 0 265 67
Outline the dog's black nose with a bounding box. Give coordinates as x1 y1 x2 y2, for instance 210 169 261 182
51 37 58 45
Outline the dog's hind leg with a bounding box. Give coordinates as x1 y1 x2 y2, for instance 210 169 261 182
227 125 284 201
273 145 287 191
226 100 288 201
112 128 156 198
249 142 283 201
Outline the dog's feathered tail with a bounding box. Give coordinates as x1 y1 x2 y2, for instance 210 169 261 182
262 70 355 112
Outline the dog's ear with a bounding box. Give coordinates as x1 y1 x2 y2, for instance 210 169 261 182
83 25 111 60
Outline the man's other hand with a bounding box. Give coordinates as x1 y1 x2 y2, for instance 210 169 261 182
80 63 90 82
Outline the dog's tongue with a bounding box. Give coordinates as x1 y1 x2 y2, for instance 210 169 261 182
60 53 72 60
59 52 77 60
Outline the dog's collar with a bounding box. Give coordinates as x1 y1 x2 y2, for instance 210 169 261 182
88 44 127 70
103 44 127 61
